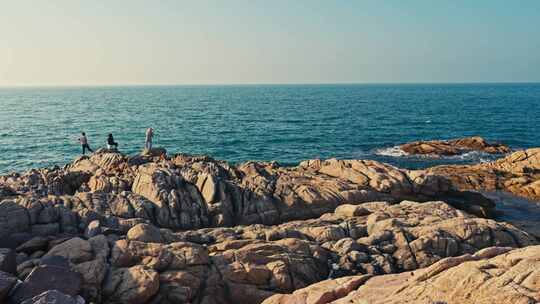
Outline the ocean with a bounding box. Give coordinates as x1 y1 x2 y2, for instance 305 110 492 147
1 83 539 174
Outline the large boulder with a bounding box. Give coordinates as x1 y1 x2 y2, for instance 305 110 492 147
131 164 209 230
9 265 83 304
127 223 163 243
0 201 30 238
102 265 160 304
16 237 48 254
20 290 83 304
263 275 372 304
44 238 93 264
142 147 167 157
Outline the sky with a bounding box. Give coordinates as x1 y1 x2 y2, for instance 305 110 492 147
1 0 540 86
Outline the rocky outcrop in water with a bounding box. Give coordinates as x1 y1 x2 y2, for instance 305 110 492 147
400 136 511 156
423 147 540 201
0 147 538 304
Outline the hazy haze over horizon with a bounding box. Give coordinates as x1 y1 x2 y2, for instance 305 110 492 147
2 0 540 86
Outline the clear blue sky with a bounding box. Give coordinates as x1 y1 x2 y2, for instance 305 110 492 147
1 0 539 85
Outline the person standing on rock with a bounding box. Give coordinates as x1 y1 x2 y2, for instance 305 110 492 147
79 132 93 155
107 133 118 150
145 127 154 150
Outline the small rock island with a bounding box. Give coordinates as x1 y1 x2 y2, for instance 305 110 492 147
400 136 511 156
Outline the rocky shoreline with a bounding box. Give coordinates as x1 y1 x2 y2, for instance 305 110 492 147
0 138 539 304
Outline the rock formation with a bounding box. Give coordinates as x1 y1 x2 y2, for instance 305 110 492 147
422 147 540 201
400 136 511 156
263 245 540 304
0 199 537 304
0 145 538 304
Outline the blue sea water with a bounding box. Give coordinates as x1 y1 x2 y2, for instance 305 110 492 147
1 83 539 174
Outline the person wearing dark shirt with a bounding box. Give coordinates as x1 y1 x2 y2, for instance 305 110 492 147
107 134 118 150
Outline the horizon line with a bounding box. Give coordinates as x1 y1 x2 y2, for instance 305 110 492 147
1 81 540 88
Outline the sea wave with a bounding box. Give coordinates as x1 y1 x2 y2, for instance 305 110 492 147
374 146 409 157
450 151 495 163
374 146 498 164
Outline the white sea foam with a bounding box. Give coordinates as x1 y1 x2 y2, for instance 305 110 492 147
375 146 498 163
452 151 495 163
374 146 409 157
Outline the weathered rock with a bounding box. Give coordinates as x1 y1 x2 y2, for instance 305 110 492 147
262 275 372 304
39 255 70 268
31 223 60 236
422 148 540 201
127 223 163 243
3 148 506 233
3 148 540 304
44 237 93 264
0 248 16 274
141 147 167 157
0 201 30 238
9 265 83 304
334 204 371 217
19 290 83 304
102 265 159 304
16 237 49 254
74 258 108 302
400 136 511 156
0 271 17 302
264 245 540 304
